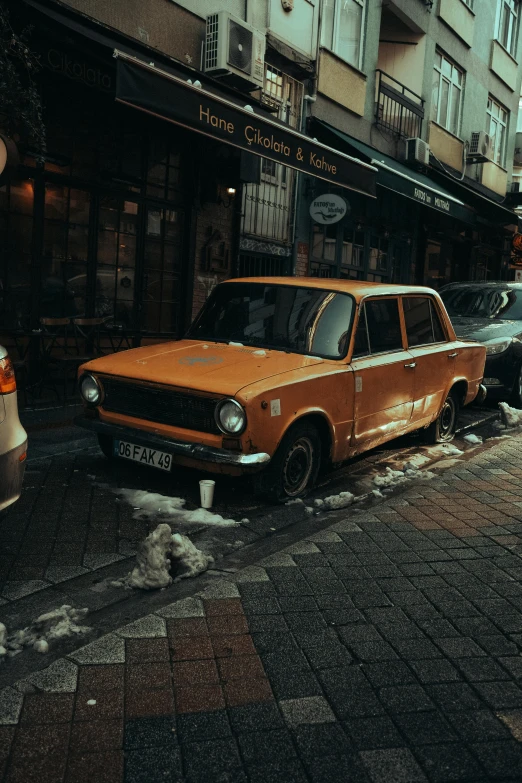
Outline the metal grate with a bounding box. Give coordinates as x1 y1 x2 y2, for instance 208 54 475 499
205 14 219 70
238 253 289 277
102 378 221 434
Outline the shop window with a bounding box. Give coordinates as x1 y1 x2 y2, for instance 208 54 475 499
403 297 445 347
142 207 184 334
496 0 520 58
432 51 463 137
368 234 389 282
96 197 138 324
487 96 508 167
365 299 402 354
0 180 34 328
321 0 366 70
310 262 334 278
43 185 91 318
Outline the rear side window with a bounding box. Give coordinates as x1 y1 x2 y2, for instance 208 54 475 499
353 298 403 356
404 297 446 347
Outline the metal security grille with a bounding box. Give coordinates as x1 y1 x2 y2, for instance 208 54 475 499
205 14 219 70
102 378 221 434
241 66 303 244
238 253 289 277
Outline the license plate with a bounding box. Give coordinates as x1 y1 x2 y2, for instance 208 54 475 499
114 440 172 472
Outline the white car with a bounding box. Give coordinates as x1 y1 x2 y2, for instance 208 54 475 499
0 346 27 513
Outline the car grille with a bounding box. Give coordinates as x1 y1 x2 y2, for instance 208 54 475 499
101 378 221 434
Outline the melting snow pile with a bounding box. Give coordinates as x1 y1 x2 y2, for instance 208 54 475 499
463 433 483 445
426 443 464 458
116 524 213 590
373 464 434 491
0 606 89 659
118 489 240 527
499 402 522 428
322 491 354 510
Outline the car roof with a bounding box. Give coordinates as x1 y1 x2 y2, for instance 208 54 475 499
222 277 438 302
440 281 522 289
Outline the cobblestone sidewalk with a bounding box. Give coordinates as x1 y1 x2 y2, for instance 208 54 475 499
3 433 522 782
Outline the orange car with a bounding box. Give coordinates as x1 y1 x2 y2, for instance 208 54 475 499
76 279 486 501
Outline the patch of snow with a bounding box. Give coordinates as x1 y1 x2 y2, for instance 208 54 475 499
122 523 173 590
286 498 304 506
228 341 244 347
115 524 213 590
402 454 432 471
171 533 214 581
463 433 483 445
117 489 239 528
305 506 314 514
372 489 385 499
323 491 354 510
425 443 464 458
314 499 324 507
2 606 89 659
253 350 266 357
87 699 96 706
499 402 522 428
240 518 250 524
0 624 6 648
373 467 407 489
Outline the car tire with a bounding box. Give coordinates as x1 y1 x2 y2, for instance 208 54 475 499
97 434 114 460
510 363 522 408
253 421 321 503
422 391 459 444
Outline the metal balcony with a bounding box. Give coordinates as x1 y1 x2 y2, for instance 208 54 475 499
375 70 425 139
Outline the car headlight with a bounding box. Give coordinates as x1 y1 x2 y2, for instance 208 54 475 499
215 399 246 434
79 373 103 405
485 338 513 356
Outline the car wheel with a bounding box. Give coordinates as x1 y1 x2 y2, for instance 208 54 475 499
510 363 522 408
253 421 321 503
97 434 114 460
423 391 459 444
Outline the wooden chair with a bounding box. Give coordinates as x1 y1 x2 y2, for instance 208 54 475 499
72 316 112 357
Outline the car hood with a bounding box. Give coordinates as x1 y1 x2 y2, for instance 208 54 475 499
82 339 326 397
450 317 522 343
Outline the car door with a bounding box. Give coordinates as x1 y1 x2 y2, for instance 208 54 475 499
351 297 415 446
402 296 454 425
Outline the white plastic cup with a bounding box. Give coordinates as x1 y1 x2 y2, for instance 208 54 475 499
199 479 216 509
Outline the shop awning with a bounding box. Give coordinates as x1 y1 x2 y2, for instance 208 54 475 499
114 53 377 197
314 121 477 224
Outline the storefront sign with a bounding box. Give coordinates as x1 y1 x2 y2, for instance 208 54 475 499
413 187 450 213
45 47 113 91
309 194 348 224
115 56 377 197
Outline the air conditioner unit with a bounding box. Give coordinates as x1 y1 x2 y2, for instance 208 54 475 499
204 12 265 91
467 131 494 163
405 137 430 166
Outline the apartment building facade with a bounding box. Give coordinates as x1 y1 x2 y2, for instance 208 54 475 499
1 0 521 348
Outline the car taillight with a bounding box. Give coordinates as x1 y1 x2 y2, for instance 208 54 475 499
0 356 16 394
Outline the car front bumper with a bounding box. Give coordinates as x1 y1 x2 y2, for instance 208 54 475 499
74 416 271 467
0 440 27 513
482 351 519 399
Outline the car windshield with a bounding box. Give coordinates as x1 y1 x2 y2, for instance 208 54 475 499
187 282 355 359
440 286 522 321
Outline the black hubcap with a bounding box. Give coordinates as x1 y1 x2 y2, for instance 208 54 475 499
440 398 455 437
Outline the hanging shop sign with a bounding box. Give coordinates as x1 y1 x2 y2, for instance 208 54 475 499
309 194 349 224
114 54 377 197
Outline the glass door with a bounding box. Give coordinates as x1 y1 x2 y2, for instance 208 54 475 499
97 196 139 325
141 205 184 335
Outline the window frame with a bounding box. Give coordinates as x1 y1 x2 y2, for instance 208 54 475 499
320 0 366 71
402 296 449 349
432 50 464 138
496 0 520 58
487 95 509 167
351 296 405 359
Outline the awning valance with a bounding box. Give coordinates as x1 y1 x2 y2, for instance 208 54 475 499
115 53 377 198
314 121 476 224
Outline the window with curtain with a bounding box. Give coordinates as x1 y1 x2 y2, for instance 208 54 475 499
487 96 509 166
431 51 464 137
497 0 520 57
321 0 365 70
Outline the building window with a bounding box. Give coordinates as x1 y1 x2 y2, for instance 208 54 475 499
321 0 365 70
497 0 520 57
461 0 474 8
487 96 508 166
431 51 463 137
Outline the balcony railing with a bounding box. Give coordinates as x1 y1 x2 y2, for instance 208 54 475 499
375 70 425 139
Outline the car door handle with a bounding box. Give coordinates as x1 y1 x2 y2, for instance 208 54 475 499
448 352 459 358
404 362 416 368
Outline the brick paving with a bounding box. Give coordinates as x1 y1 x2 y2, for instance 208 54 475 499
3 434 522 780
